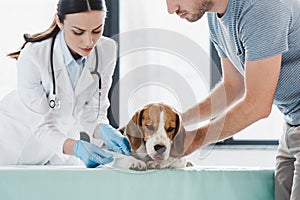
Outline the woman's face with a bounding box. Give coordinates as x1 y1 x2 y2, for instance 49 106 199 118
57 10 105 57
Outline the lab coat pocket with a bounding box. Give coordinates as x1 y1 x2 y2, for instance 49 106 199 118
83 88 101 122
74 82 97 111
77 85 100 121
78 88 101 134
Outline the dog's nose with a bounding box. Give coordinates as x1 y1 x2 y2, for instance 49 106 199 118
154 144 167 154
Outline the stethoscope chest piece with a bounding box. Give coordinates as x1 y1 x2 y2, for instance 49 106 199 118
49 94 61 110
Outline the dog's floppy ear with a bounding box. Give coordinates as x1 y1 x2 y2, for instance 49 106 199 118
124 109 145 152
171 111 186 157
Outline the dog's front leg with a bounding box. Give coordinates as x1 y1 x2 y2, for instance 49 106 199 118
113 156 147 171
146 157 187 169
100 150 147 171
167 157 188 168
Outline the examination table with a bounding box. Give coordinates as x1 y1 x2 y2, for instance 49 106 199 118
0 166 274 200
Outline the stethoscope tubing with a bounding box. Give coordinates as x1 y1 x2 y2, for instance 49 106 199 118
49 33 101 110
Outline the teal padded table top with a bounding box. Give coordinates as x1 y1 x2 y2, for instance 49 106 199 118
0 166 274 200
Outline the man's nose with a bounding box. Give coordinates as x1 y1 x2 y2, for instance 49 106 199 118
166 0 179 14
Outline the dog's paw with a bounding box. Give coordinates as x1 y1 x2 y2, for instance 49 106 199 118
147 161 163 169
186 161 193 167
129 159 147 171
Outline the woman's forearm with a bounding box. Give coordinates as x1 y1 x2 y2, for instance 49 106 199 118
63 138 77 155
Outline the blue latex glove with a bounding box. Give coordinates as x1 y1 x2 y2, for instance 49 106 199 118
74 140 114 168
97 124 131 156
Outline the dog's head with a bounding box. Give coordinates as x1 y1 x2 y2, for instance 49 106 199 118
122 103 185 161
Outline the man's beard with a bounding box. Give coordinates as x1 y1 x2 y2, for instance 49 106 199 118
187 12 205 22
187 0 213 22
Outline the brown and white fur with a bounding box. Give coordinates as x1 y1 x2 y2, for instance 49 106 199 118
115 103 191 170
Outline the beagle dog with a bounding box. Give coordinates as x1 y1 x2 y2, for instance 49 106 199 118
117 103 191 170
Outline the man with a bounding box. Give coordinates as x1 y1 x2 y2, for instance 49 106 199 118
165 0 300 199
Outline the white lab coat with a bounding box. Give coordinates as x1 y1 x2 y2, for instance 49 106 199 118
0 32 117 165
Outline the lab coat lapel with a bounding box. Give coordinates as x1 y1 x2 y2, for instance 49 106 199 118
74 52 96 96
50 34 74 95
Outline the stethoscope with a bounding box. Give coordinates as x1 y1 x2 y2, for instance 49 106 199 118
49 33 102 119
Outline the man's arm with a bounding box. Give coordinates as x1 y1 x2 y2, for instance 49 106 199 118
182 54 282 156
182 58 245 126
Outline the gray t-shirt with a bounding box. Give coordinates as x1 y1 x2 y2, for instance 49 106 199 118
208 0 300 125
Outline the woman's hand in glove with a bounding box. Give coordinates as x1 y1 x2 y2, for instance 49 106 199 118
74 140 114 168
96 124 131 156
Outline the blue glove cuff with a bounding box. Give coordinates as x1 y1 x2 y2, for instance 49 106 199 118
73 140 82 158
97 124 114 138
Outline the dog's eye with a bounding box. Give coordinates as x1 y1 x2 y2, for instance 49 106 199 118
146 125 154 131
167 127 175 132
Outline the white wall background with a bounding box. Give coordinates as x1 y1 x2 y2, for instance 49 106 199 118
0 0 57 100
118 0 210 126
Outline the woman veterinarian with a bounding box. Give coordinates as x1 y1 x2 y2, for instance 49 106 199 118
0 0 130 167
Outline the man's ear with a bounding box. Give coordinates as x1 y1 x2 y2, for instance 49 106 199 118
55 14 63 30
